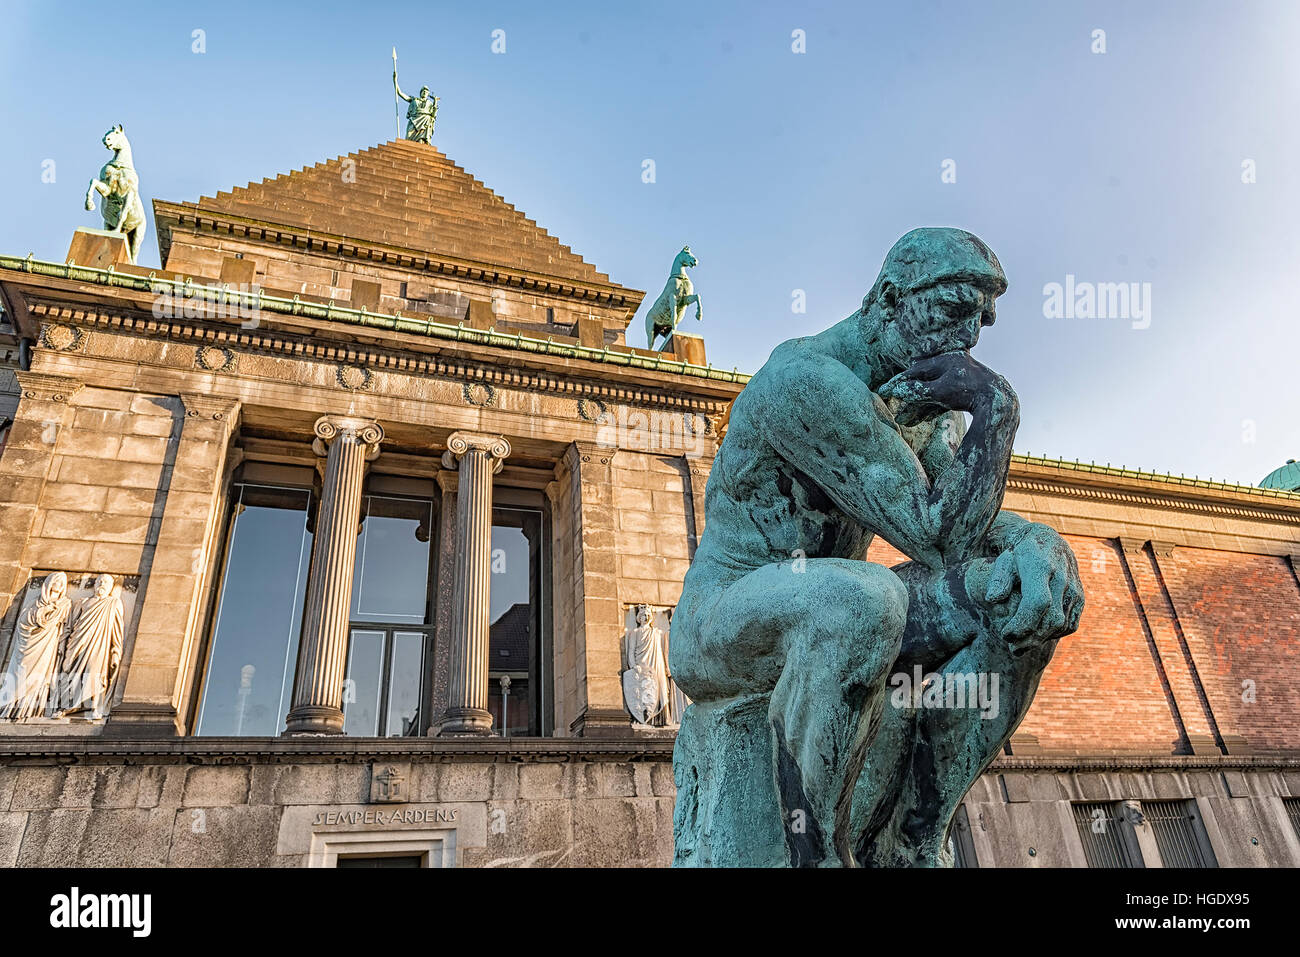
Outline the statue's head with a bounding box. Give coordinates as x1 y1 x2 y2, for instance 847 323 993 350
42 571 68 601
102 124 126 149
674 245 698 270
94 574 114 597
859 227 1006 376
419 86 430 98
634 604 651 626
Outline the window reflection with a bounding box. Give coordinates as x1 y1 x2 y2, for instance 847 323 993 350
488 508 543 736
196 484 313 736
351 496 433 624
343 495 434 736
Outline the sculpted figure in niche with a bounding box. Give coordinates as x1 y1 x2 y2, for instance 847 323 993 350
622 604 677 727
54 574 124 718
1 572 72 720
670 228 1085 867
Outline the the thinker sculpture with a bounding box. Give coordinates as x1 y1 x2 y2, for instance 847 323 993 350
670 228 1084 867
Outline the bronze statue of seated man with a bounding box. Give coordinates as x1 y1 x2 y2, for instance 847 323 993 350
670 227 1084 867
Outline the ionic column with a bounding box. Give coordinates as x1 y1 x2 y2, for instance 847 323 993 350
433 431 510 736
284 415 383 735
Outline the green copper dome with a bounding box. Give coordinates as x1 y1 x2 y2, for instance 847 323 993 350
1260 459 1300 492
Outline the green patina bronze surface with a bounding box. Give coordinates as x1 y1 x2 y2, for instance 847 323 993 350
645 245 703 351
393 64 439 145
84 125 146 264
670 227 1085 867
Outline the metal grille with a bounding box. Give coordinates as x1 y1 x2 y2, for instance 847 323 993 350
1144 800 1215 868
1286 798 1300 840
1072 802 1140 867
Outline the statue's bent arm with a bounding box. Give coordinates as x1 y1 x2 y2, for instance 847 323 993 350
757 347 1017 569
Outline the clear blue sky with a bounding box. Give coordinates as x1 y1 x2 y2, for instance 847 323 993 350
2 0 1297 485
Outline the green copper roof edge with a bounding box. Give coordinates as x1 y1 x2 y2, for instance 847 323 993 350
0 254 750 385
1010 453 1300 500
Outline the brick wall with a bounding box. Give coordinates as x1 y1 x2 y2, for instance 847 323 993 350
1157 547 1300 752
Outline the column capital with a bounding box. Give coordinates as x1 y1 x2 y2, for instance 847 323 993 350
312 415 384 461
441 431 510 474
15 371 83 404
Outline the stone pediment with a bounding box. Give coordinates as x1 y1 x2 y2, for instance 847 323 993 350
155 139 627 293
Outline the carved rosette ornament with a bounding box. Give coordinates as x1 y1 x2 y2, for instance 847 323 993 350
285 416 384 735
434 432 511 736
40 324 85 353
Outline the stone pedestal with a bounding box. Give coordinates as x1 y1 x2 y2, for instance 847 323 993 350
666 331 706 366
433 432 510 736
284 416 383 735
66 228 131 269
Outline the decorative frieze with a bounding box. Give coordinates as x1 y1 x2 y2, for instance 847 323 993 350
22 302 735 417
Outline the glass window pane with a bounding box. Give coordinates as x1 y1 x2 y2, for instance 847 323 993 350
196 485 313 737
343 630 385 736
489 524 530 625
351 496 432 624
387 632 425 737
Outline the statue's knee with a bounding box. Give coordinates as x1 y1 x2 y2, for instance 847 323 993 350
800 564 906 678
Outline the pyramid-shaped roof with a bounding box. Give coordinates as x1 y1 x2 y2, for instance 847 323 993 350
169 139 623 290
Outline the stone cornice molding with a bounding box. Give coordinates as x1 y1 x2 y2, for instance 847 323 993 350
0 736 678 763
441 432 510 474
991 753 1300 772
15 371 82 403
312 415 384 461
22 300 734 415
153 201 645 312
1007 475 1300 527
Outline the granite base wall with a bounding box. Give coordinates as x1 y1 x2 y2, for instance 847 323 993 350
0 741 1296 868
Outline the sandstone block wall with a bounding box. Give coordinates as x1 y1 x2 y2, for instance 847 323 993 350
0 746 677 867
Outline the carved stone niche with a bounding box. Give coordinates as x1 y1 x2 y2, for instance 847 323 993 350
620 603 689 734
0 571 139 730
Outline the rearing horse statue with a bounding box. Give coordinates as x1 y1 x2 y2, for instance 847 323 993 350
84 125 146 264
645 245 703 351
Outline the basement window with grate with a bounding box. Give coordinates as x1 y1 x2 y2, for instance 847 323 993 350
1072 801 1144 867
1143 800 1218 867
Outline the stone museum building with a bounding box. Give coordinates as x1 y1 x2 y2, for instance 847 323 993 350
0 138 1298 867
